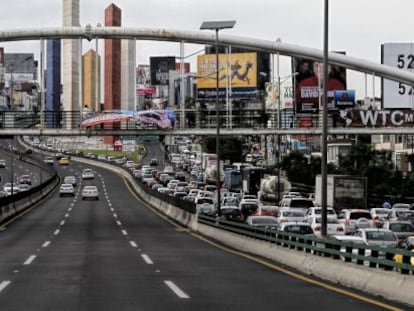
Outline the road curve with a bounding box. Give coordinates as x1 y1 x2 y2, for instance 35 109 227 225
0 159 407 311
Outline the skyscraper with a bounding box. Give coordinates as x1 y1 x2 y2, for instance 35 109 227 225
46 39 61 128
62 0 81 129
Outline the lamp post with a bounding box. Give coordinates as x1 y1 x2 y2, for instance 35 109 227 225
200 20 236 215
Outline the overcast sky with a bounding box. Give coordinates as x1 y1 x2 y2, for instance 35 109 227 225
0 0 412 98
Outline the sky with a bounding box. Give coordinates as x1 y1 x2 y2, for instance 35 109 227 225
0 0 412 99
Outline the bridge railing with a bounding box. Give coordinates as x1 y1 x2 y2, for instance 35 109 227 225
0 110 330 130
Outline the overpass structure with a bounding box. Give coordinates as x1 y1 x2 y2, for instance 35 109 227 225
0 26 414 136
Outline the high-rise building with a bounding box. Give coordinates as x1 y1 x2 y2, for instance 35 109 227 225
121 39 136 111
46 39 61 128
62 0 81 129
104 3 122 145
82 49 100 112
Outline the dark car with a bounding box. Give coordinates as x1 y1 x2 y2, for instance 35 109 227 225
149 158 158 166
219 207 244 223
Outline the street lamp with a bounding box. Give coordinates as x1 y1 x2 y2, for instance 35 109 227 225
200 20 236 215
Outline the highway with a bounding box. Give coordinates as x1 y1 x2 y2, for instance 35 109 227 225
0 158 407 310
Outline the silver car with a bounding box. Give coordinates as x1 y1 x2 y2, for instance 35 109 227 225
348 228 399 247
81 185 99 200
59 183 75 197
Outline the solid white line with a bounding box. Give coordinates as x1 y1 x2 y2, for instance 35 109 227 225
129 241 137 248
116 221 122 226
42 241 51 248
121 230 128 236
24 255 36 265
60 220 65 226
0 281 11 293
164 280 189 299
54 229 60 235
141 254 153 264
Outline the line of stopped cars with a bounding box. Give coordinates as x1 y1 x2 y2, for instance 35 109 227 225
59 168 99 200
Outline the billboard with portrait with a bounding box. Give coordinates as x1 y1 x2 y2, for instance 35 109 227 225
150 57 176 85
292 54 347 113
381 43 414 109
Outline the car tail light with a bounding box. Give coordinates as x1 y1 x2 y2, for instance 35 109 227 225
345 219 350 225
314 226 321 231
336 227 344 232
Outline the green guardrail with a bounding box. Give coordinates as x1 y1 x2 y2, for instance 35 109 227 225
197 214 414 275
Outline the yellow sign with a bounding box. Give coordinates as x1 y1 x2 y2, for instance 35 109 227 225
197 52 257 89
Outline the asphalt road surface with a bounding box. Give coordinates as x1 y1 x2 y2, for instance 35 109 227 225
0 158 408 311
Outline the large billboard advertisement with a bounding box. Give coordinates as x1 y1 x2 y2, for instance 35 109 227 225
150 57 176 85
136 65 156 95
197 52 257 99
382 43 414 109
293 55 347 113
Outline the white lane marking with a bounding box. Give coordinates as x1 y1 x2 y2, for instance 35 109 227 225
116 221 122 226
113 213 118 218
141 254 153 264
121 230 128 236
110 207 114 212
164 280 190 299
129 241 137 248
60 220 65 226
54 229 60 236
65 213 69 218
24 255 36 265
0 281 11 293
42 241 51 248
68 207 72 211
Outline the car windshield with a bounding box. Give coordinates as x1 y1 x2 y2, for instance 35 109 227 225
389 223 414 232
290 199 313 208
350 211 372 220
281 211 304 217
284 225 314 235
221 209 240 215
366 231 397 241
396 211 414 218
252 218 277 225
198 198 213 204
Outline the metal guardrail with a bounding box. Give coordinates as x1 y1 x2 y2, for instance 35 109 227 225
197 214 414 275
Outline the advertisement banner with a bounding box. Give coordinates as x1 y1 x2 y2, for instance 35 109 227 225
197 52 257 89
334 90 355 108
292 54 347 113
336 108 414 127
150 57 176 85
382 43 414 109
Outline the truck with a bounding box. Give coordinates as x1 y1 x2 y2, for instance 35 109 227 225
224 169 242 192
204 164 224 185
314 175 367 211
258 175 291 202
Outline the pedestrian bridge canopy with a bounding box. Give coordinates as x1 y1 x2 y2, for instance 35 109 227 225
1 26 414 136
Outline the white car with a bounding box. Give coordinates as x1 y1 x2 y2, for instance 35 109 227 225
81 168 95 180
347 228 399 247
59 183 75 197
195 197 216 216
3 183 20 196
44 157 54 165
307 216 345 237
64 176 77 187
304 207 338 221
245 215 279 230
81 185 99 200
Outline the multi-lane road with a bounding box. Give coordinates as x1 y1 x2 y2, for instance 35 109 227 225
0 155 408 310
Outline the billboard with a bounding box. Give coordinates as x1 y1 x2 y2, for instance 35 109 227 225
150 57 176 85
197 52 258 99
382 43 414 109
293 54 347 113
136 65 156 95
